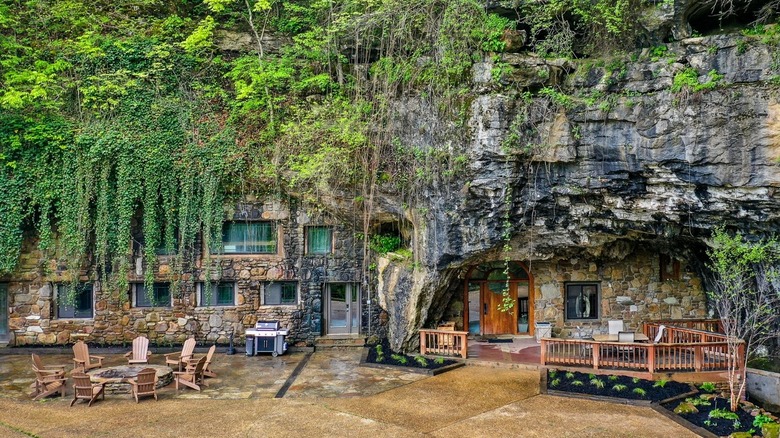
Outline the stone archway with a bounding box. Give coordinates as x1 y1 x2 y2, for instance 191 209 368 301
462 261 534 337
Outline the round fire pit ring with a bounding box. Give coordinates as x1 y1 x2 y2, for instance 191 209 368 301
87 364 173 394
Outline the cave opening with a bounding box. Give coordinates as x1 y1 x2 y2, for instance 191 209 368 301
687 0 776 36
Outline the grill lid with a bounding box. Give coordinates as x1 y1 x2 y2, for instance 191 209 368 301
255 320 280 331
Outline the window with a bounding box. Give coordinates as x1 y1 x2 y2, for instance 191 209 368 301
565 283 599 320
660 254 680 281
306 226 332 254
199 282 236 306
133 283 171 307
263 282 297 305
56 284 94 319
221 222 276 254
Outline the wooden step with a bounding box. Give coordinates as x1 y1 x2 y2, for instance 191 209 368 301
314 336 366 349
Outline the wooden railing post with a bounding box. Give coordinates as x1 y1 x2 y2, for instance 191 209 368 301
540 339 547 365
648 344 655 373
592 343 600 369
694 345 703 372
420 331 427 355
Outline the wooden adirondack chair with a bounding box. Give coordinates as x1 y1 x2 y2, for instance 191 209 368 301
31 354 67 378
70 373 105 407
32 363 67 401
187 344 217 378
173 356 207 392
72 341 104 372
129 368 158 403
165 337 196 371
124 336 152 364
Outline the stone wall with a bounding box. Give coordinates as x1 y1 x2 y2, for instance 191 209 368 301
2 199 373 346
532 249 707 337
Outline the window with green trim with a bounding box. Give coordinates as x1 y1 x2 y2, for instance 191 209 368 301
306 226 332 254
221 222 276 254
56 284 94 319
133 283 171 307
199 282 236 306
263 282 297 305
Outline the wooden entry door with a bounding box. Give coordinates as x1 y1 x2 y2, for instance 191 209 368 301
481 282 517 335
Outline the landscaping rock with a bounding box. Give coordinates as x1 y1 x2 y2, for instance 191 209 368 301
673 402 698 415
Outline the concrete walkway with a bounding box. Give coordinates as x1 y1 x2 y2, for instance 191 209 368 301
0 350 698 437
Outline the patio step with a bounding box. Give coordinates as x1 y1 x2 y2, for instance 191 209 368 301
314 335 366 349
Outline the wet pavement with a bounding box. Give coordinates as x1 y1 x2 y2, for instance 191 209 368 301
0 346 699 437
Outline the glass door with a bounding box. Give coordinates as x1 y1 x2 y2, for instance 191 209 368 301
326 283 360 335
0 284 7 342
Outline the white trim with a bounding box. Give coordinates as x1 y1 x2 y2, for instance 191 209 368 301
261 281 299 306
196 282 238 307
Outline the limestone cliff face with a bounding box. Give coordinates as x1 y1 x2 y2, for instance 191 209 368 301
376 32 780 351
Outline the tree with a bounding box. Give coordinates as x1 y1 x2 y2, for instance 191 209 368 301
706 228 780 412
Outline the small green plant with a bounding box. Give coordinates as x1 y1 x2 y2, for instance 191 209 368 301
685 396 712 407
590 378 605 389
370 234 402 254
650 44 668 61
753 414 776 428
699 382 717 393
539 87 573 109
548 369 558 378
550 378 561 387
391 353 408 365
612 384 627 392
632 377 640 384
565 371 575 379
703 419 715 427
588 373 597 380
671 68 723 93
434 357 445 365
414 355 428 367
709 408 741 429
736 39 748 55
632 388 647 397
653 379 668 388
608 375 618 381
571 380 584 386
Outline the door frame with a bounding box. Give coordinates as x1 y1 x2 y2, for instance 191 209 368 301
462 261 534 337
323 283 361 335
0 283 8 343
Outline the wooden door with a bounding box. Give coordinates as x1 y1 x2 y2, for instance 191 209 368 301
481 282 517 335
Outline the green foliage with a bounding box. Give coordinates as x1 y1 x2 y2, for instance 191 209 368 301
539 87 573 109
433 356 445 365
571 380 584 386
709 408 740 429
590 378 605 389
699 382 717 393
632 387 646 397
612 384 627 392
685 396 712 407
608 375 618 381
550 378 561 387
671 68 723 93
653 379 668 388
548 369 558 378
391 353 408 365
632 377 640 384
414 355 429 367
753 414 776 428
565 371 575 379
370 234 402 255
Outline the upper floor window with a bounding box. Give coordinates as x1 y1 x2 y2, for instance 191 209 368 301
56 283 94 319
198 282 236 306
263 282 298 305
133 283 171 307
222 221 276 254
306 226 332 255
660 254 681 281
565 283 599 321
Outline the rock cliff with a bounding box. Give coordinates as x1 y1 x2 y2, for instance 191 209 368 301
375 30 780 351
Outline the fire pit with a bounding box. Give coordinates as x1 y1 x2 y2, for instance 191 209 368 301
87 365 173 394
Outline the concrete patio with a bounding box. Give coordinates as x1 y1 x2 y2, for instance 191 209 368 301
0 346 698 437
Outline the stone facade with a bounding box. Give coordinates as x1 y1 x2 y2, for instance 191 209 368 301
438 248 707 338
1 199 375 346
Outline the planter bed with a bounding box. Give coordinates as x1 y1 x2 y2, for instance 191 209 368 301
546 369 693 402
361 341 463 376
665 394 779 437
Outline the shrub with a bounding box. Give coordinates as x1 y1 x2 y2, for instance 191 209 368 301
753 414 776 428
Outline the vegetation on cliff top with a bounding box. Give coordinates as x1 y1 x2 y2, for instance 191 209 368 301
0 0 776 298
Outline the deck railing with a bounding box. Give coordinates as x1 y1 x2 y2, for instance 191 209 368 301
419 329 468 358
645 319 723 334
541 322 743 374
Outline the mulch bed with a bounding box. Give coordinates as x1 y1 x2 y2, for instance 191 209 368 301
547 369 693 402
666 395 759 437
363 340 460 373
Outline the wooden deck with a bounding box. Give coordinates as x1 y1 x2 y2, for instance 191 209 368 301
540 320 742 381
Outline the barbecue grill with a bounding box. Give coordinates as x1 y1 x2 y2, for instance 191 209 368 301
245 321 289 357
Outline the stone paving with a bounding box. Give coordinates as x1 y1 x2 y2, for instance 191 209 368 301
0 348 699 437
